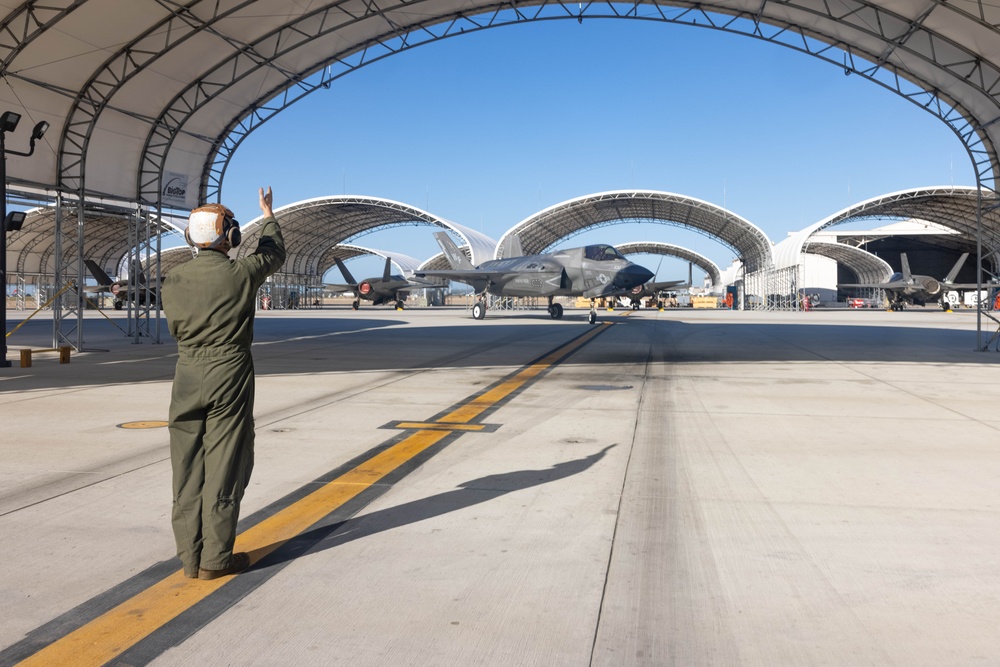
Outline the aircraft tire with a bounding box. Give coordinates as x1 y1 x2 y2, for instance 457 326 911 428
472 302 486 320
588 310 597 325
352 300 360 310
549 303 563 320
396 301 404 310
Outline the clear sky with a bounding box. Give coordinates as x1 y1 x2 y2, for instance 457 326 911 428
218 19 974 283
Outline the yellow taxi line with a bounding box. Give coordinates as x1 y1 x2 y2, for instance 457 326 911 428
17 322 612 666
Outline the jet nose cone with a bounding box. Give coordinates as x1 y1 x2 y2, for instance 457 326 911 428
621 263 654 288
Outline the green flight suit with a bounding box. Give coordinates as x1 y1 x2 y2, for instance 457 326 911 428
162 217 285 574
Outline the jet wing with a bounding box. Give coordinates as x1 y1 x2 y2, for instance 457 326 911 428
322 282 356 294
403 276 448 288
415 269 519 287
644 279 689 291
838 283 892 289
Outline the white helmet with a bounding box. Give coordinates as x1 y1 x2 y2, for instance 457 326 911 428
185 203 241 250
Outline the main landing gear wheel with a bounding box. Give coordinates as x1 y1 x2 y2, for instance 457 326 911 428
352 300 360 310
472 302 486 320
548 303 563 320
396 300 404 310
589 310 597 325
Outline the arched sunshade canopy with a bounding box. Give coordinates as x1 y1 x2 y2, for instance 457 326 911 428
803 241 893 285
774 186 1000 270
615 241 722 286
234 196 496 277
7 206 183 284
2 2 999 210
140 245 195 279
497 190 773 274
319 244 424 278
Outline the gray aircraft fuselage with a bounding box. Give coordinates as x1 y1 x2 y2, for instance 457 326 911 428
449 246 653 298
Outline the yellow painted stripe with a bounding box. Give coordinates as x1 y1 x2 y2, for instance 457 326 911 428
17 429 448 667
17 324 612 666
393 422 486 432
438 324 609 424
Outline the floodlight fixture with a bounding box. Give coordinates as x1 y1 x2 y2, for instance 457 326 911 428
5 211 26 232
30 121 48 142
0 111 20 134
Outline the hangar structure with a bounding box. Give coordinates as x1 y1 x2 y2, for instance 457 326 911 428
6 203 182 343
774 186 1000 312
614 241 722 288
496 190 773 307
3 2 1000 344
234 196 495 313
774 186 1000 272
803 240 893 286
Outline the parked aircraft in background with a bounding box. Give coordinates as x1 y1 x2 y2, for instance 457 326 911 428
621 279 690 309
415 232 654 323
84 259 157 310
839 252 981 310
326 256 441 310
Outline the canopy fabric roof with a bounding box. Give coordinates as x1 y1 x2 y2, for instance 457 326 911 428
234 196 496 277
141 245 195 279
497 190 773 273
615 241 721 286
7 205 181 283
803 241 893 284
773 186 1000 270
2 2 999 210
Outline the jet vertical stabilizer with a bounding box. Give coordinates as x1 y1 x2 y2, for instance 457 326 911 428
433 232 475 270
944 253 970 284
900 253 913 282
501 234 524 259
333 256 359 285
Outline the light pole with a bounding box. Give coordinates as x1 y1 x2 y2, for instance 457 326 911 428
1 111 48 368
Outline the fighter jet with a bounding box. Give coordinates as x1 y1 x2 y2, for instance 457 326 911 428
84 259 157 310
415 232 654 323
839 252 981 310
620 279 690 309
326 256 441 310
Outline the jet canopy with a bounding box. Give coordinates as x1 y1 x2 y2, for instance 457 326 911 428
584 244 627 261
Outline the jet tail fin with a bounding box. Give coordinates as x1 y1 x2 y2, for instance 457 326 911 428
382 257 392 282
944 253 970 284
500 233 523 259
333 257 358 286
433 231 475 270
900 253 913 282
84 259 114 286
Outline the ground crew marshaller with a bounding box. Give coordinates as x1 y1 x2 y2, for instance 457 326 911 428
162 187 285 580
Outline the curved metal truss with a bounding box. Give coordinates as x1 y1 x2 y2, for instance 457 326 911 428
187 2 1000 211
496 190 772 273
803 240 893 284
775 186 1000 273
234 195 496 278
615 240 722 286
7 1 1000 342
318 244 424 278
140 245 195 280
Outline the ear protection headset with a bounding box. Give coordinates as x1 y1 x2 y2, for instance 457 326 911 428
185 203 241 250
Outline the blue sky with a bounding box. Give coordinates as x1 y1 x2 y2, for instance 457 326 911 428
219 19 973 283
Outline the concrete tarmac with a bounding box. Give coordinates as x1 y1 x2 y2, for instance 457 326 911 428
1 305 999 666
